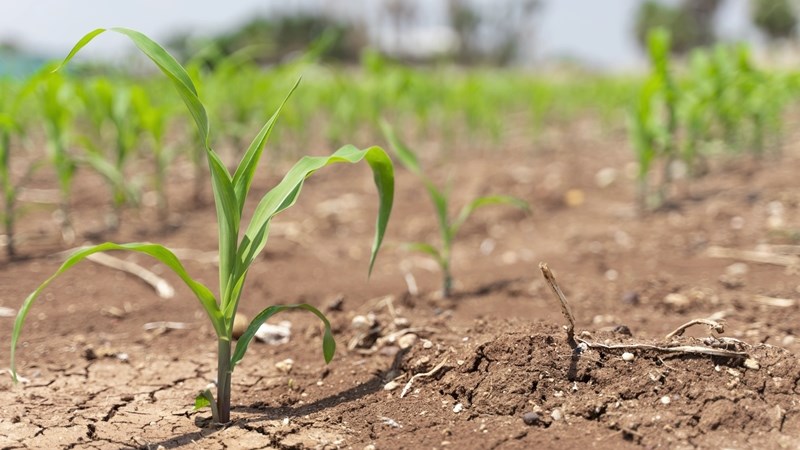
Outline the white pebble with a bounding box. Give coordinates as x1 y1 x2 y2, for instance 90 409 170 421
743 358 760 370
550 408 563 421
453 403 463 413
660 396 671 405
622 352 635 362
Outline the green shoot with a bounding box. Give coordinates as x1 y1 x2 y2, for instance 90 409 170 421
77 78 142 231
10 28 395 425
36 69 78 244
381 120 526 298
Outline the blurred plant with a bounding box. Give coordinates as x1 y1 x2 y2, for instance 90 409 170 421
629 28 679 210
131 84 177 225
77 77 142 231
0 78 40 259
37 69 78 244
382 120 527 297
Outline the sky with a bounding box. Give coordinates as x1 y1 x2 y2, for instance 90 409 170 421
0 0 757 71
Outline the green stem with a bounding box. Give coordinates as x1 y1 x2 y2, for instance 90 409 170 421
216 338 232 424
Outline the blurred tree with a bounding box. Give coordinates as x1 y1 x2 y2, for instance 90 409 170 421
384 0 418 57
751 0 797 41
168 14 368 66
447 0 540 65
634 0 723 55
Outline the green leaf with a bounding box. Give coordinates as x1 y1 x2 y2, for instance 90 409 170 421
380 119 421 175
405 242 444 266
194 391 211 410
381 121 448 240
228 145 394 317
451 195 528 237
10 242 224 382
232 78 300 215
194 388 219 422
230 304 335 368
55 27 241 310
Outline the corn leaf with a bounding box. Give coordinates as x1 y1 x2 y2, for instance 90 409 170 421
451 195 528 237
228 145 394 317
231 79 300 215
57 27 241 306
380 119 421 175
10 243 224 381
405 242 444 265
380 122 449 236
230 304 335 368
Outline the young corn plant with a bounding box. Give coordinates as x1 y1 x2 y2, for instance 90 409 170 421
628 28 679 211
381 120 526 298
10 28 394 425
77 77 142 231
37 70 79 244
131 85 177 225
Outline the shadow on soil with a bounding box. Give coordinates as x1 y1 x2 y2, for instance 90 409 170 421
132 350 406 449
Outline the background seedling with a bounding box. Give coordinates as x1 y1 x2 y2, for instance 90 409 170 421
36 69 78 244
10 28 395 425
381 120 526 297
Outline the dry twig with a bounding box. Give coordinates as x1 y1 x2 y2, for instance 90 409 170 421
539 262 576 347
706 245 799 267
576 338 748 358
665 318 725 339
400 357 448 398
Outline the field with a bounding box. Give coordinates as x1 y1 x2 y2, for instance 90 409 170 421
2 37 800 449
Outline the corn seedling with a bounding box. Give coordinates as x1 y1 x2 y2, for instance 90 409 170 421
381 120 526 297
131 85 177 224
77 78 142 231
0 75 44 259
37 69 78 244
10 28 395 425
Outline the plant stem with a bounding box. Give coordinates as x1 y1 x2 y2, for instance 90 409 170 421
216 338 232 424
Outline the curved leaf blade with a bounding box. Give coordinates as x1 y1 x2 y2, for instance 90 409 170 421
451 195 528 237
405 242 444 266
56 26 240 306
232 79 301 215
380 119 421 175
10 242 223 382
228 145 394 317
230 304 335 368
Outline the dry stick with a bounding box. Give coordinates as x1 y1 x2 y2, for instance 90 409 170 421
665 318 725 340
706 245 800 267
575 338 748 358
539 262 577 347
400 357 448 398
86 252 175 299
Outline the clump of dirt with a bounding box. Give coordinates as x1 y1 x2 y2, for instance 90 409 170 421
399 321 800 449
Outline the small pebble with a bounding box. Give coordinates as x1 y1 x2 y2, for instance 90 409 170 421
422 339 434 349
232 313 248 339
397 334 417 349
453 403 463 413
275 358 294 373
522 412 543 426
613 325 632 336
743 358 760 370
660 396 671 405
622 352 635 362
621 291 640 305
550 408 563 421
384 380 400 391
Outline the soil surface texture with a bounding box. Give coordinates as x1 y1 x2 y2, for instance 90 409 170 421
2 121 800 449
